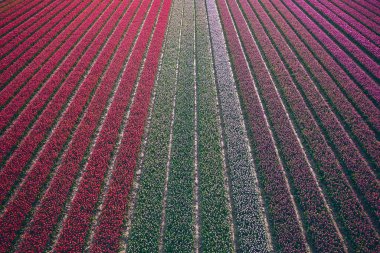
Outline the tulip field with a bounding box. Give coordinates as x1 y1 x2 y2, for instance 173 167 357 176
0 0 379 252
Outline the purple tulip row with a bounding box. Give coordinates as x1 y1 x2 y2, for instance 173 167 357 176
315 0 380 46
228 0 353 251
0 1 133 251
304 0 380 58
256 0 380 221
240 0 379 251
275 0 380 121
290 0 380 80
329 0 380 34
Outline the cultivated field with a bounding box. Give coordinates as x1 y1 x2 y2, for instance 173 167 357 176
0 0 379 252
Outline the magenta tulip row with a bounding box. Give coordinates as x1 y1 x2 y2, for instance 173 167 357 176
0 1 134 251
240 0 379 251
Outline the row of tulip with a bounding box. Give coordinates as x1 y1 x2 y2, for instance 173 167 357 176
0 0 25 14
162 0 196 251
0 0 89 99
240 0 379 251
290 0 379 80
315 0 380 46
0 0 63 50
216 0 309 251
341 0 380 22
0 0 80 91
0 0 117 187
0 0 104 162
0 1 134 251
329 0 380 34
228 0 347 251
0 0 50 37
255 0 380 224
53 0 159 250
304 0 379 58
126 0 184 250
90 2 171 251
207 0 272 251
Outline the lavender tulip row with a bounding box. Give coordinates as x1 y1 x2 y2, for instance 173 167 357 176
216 0 311 251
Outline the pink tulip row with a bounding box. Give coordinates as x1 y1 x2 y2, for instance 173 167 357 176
275 0 380 117
290 0 380 80
329 0 380 34
0 0 122 221
0 0 78 81
0 1 137 252
216 0 309 251
0 0 63 49
304 0 380 59
316 0 380 46
0 0 89 93
53 0 163 251
228 0 351 251
91 2 170 251
240 0 379 251
0 0 109 165
256 0 380 221
0 0 48 37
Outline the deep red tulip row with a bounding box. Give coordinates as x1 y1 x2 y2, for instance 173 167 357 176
0 0 123 202
0 0 63 50
0 0 90 98
0 1 135 251
0 0 50 37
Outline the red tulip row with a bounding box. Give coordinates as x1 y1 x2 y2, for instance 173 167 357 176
265 1 380 137
91 2 170 251
0 0 48 37
0 0 63 50
216 0 309 251
241 0 379 251
275 0 380 117
53 0 162 251
0 2 64 55
0 0 78 82
315 0 380 46
305 0 380 58
0 0 109 165
0 0 24 14
0 0 124 209
0 0 88 93
16 0 150 250
255 0 380 221
329 0 380 34
0 1 136 252
228 0 348 251
290 0 380 80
